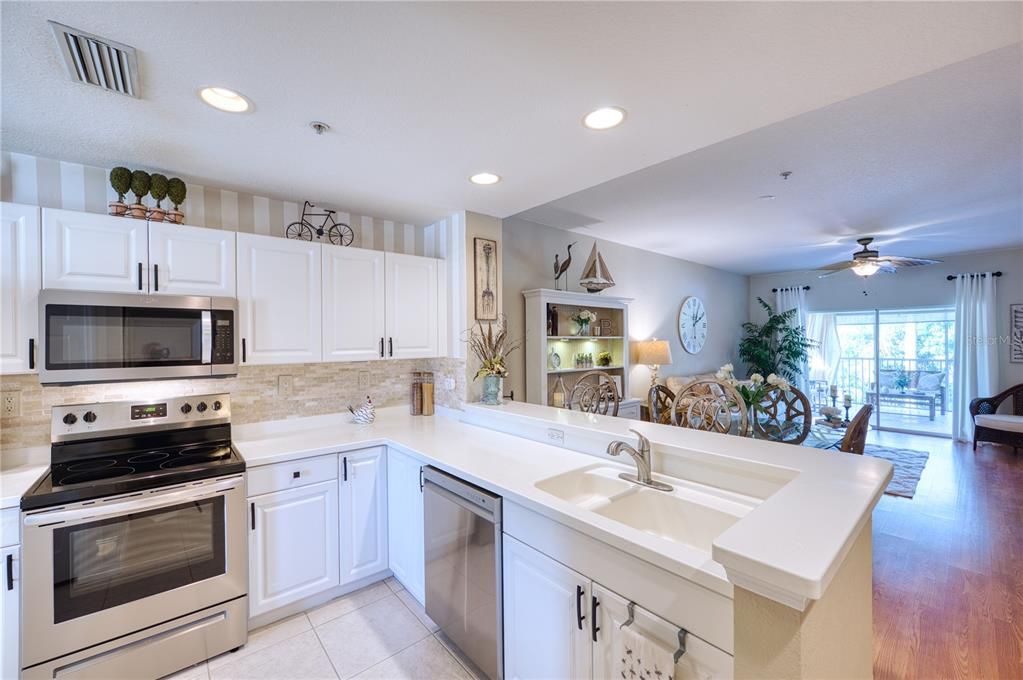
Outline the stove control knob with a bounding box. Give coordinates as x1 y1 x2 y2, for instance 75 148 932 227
212 400 223 411
62 413 77 425
180 403 192 414
83 411 97 423
196 401 208 413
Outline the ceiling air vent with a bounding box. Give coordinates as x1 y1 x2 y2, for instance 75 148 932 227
49 21 140 98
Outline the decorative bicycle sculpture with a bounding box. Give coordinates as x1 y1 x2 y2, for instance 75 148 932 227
286 201 354 246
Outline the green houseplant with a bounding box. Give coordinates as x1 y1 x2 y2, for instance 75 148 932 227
738 298 815 383
166 177 187 224
148 173 169 222
127 170 151 219
108 166 131 216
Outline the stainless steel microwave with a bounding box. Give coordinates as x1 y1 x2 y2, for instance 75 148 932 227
39 290 237 384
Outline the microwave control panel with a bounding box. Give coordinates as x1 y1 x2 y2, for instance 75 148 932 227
212 310 235 364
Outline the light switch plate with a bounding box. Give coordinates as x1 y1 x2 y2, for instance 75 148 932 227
277 375 294 397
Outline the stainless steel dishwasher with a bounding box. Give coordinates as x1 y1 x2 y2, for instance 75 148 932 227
423 466 503 680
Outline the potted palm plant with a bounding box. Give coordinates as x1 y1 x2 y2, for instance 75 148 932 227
148 173 169 222
467 317 521 405
166 177 187 224
108 166 131 216
127 170 151 219
738 298 815 382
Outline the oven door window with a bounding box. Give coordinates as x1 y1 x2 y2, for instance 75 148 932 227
53 497 225 623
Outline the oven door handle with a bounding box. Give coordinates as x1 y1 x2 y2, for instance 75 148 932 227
23 477 241 528
201 310 213 365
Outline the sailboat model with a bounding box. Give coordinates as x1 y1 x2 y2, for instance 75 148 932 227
579 243 616 293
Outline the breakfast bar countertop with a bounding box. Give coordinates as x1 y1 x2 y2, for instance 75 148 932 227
233 402 893 611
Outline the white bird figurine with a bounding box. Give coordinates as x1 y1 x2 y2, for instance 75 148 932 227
348 395 375 424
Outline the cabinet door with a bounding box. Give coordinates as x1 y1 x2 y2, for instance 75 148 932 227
592 583 733 680
42 209 148 292
0 546 19 680
386 448 426 604
237 233 322 365
148 222 236 296
384 253 438 359
503 535 592 680
322 245 386 362
248 480 339 617
0 203 40 374
340 447 388 585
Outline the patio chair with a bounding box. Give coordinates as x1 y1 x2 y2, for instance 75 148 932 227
970 383 1023 454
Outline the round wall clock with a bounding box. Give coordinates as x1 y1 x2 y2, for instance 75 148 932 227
678 296 707 354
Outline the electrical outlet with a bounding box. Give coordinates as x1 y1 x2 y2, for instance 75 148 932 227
546 428 565 445
2 392 21 418
358 371 370 390
277 375 294 397
444 377 456 391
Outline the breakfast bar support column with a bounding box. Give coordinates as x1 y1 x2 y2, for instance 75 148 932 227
732 519 873 679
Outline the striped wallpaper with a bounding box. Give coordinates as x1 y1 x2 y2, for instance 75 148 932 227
0 151 448 258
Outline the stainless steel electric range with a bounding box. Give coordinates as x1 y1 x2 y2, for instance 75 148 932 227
19 393 248 680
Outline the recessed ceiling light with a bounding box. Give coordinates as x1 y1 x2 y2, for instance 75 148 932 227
583 107 626 130
199 87 250 113
470 172 501 185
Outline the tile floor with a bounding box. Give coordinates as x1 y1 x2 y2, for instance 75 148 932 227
164 578 479 680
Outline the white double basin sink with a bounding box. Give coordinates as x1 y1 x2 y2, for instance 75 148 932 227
534 464 758 553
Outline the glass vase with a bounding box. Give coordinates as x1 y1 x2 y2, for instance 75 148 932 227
481 375 502 405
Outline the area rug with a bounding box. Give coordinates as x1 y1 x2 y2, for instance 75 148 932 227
808 441 929 498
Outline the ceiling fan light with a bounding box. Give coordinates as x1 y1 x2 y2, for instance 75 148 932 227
852 262 880 277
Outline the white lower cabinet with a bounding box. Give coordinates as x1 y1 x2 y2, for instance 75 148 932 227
340 447 388 585
386 448 426 603
503 535 592 680
248 479 340 617
1 545 19 680
504 535 732 680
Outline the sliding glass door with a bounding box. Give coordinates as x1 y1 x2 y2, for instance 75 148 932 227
825 307 954 437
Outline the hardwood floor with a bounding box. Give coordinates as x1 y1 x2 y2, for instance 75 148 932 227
869 430 1023 679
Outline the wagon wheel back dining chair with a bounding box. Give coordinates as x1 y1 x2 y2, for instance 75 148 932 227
647 384 676 425
752 385 813 445
838 403 874 454
669 378 749 436
568 370 621 417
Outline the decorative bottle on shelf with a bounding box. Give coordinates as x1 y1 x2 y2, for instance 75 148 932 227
552 377 567 408
549 305 559 336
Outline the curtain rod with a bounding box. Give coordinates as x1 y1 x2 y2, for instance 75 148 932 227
771 286 811 292
945 271 1003 281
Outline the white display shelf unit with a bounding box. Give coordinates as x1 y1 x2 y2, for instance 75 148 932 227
523 289 639 417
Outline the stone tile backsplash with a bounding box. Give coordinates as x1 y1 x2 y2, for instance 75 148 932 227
0 358 465 451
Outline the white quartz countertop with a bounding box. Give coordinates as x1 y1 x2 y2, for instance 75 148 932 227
1 446 49 510
234 402 893 610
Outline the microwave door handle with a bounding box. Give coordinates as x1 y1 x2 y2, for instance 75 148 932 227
201 310 213 364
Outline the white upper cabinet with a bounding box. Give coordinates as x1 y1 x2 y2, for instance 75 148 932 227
0 203 41 374
42 209 148 293
322 246 386 362
385 252 438 359
148 222 236 296
237 233 322 365
339 447 389 586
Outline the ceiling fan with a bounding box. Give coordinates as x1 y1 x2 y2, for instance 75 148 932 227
817 237 942 278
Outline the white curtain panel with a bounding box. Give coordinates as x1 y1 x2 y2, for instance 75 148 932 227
774 286 810 394
806 313 842 384
952 273 999 442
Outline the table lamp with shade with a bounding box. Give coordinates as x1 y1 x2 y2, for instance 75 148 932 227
633 339 673 389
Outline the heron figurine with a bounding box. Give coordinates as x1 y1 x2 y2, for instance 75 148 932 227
553 242 576 290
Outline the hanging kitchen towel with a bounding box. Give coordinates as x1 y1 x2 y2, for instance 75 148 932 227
613 625 676 680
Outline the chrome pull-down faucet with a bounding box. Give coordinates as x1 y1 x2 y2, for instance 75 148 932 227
606 429 674 492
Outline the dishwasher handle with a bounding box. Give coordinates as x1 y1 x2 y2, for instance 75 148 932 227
423 478 498 523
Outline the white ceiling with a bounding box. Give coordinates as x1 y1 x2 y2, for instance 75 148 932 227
515 42 1023 274
2 2 1020 229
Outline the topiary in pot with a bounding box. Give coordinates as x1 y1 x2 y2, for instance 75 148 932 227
108 166 131 216
148 173 169 222
166 177 187 224
127 170 151 219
